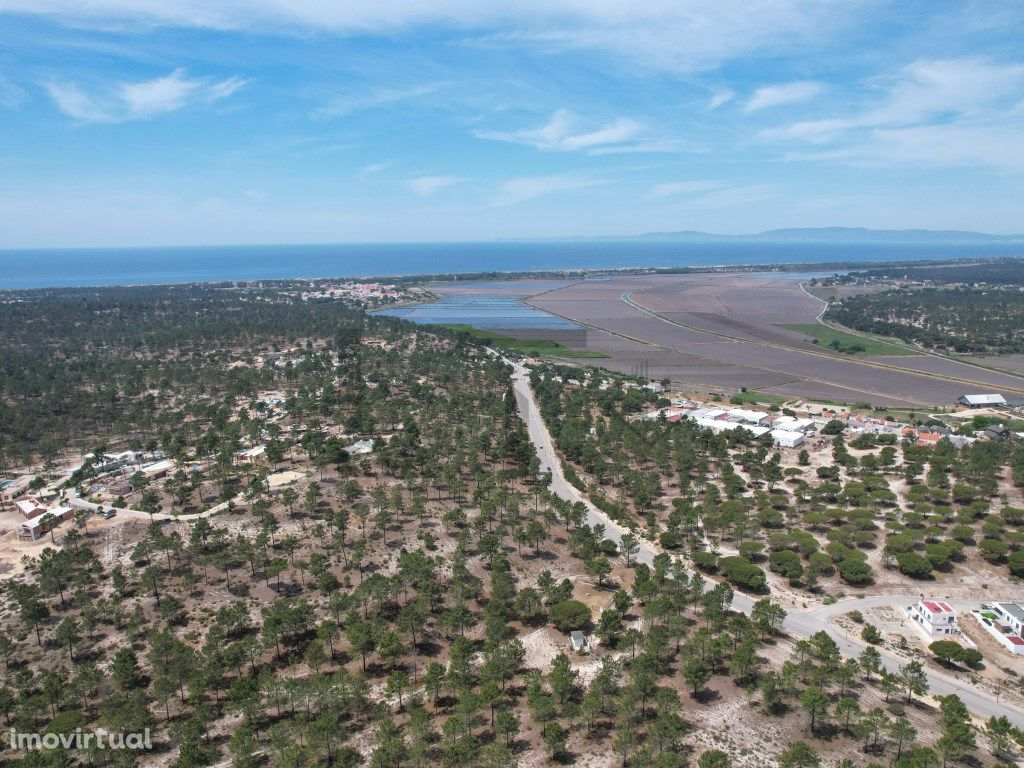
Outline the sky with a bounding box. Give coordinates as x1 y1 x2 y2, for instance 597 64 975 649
0 1 1023 247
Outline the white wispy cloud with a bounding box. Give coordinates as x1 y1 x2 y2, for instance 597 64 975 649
43 68 247 123
647 180 729 199
0 74 27 108
2 2 856 74
588 138 690 156
744 80 823 112
706 88 734 110
406 175 467 196
767 57 1024 142
764 57 1024 169
684 183 777 209
477 109 673 155
315 83 444 118
492 175 604 206
358 162 390 181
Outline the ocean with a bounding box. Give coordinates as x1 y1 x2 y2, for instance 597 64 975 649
0 240 1021 289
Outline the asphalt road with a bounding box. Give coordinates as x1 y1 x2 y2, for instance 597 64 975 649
509 360 1024 727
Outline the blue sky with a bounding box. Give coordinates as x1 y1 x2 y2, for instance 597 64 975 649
1 1 1023 247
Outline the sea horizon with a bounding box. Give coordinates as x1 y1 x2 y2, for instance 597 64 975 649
1 240 1022 289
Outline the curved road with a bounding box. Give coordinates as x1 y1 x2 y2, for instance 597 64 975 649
510 360 1024 726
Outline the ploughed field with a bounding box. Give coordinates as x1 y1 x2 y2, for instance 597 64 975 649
469 272 1024 407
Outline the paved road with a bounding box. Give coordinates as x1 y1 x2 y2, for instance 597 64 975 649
509 360 1024 726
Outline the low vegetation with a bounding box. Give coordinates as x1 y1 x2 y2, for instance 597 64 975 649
440 324 607 359
784 323 917 357
0 280 1021 767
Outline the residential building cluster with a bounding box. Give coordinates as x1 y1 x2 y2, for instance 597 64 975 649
294 281 407 304
973 602 1024 655
637 402 815 447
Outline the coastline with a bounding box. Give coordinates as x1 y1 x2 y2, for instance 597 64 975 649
1 240 1022 290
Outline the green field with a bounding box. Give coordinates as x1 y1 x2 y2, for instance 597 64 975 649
783 323 919 357
441 324 607 358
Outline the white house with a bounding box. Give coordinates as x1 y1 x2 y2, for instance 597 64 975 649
140 459 174 480
17 505 76 542
691 407 726 420
909 599 958 636
975 602 1024 655
771 429 805 448
730 409 770 426
14 496 47 519
993 602 1024 635
958 393 1006 407
234 445 267 465
344 439 375 456
694 418 770 437
770 415 817 433
569 630 590 654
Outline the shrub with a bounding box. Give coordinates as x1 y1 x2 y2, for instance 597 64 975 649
659 530 683 550
791 530 820 557
959 648 983 666
924 541 956 570
861 623 883 644
949 525 975 543
885 533 918 554
691 550 719 573
1002 506 1024 526
698 750 731 768
548 600 591 633
769 549 804 581
896 551 933 579
929 640 965 665
739 541 765 561
1008 549 1024 578
718 556 767 591
838 558 873 585
980 538 1008 564
808 552 835 576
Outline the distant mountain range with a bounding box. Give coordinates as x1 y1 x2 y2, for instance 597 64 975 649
571 227 1024 244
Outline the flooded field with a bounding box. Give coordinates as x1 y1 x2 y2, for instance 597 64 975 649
377 280 580 329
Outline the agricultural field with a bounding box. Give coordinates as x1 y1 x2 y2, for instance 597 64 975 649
520 273 1024 407
782 324 918 357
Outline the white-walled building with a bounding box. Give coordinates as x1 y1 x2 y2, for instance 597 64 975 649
17 505 76 541
14 497 47 519
909 599 958 636
729 409 770 426
975 602 1024 655
694 418 770 437
993 602 1024 636
771 429 805 448
769 415 817 433
958 393 1006 407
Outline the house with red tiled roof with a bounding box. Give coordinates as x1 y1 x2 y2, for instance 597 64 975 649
909 599 957 636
